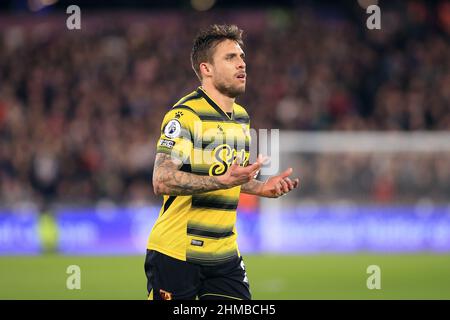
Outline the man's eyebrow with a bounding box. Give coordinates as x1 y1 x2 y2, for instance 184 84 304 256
225 52 246 58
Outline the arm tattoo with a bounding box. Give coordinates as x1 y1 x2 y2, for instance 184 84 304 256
241 179 264 196
153 153 226 196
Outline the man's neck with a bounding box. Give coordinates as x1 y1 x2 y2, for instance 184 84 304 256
201 83 235 113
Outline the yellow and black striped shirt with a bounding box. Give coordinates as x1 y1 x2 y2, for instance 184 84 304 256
147 87 251 265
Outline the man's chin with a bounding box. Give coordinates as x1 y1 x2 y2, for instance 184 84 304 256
232 86 246 97
219 85 245 98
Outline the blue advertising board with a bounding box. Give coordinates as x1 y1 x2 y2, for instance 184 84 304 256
1 205 449 255
55 205 159 255
0 209 41 255
260 205 450 253
55 205 262 255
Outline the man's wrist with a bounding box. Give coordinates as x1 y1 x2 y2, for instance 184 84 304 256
254 180 265 196
241 179 265 196
214 175 230 190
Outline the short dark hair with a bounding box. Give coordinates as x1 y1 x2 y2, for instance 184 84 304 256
191 24 244 81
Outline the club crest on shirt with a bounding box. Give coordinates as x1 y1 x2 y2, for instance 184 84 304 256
175 111 183 119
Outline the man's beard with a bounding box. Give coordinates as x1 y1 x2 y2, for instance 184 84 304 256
214 78 245 98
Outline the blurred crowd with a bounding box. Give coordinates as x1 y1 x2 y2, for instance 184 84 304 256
288 153 450 203
0 2 449 208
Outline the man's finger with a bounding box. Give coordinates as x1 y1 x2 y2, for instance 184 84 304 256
280 179 290 193
253 154 265 168
245 161 261 173
283 177 294 190
243 154 268 175
279 167 293 179
233 155 242 166
292 178 300 188
229 161 239 168
274 183 282 197
277 182 284 197
257 154 270 166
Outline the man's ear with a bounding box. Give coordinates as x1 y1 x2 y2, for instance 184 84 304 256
199 62 213 78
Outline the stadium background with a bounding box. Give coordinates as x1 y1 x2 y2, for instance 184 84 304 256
1 0 450 299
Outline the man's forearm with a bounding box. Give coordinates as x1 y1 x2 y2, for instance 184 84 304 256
240 179 264 196
153 153 227 196
155 169 226 195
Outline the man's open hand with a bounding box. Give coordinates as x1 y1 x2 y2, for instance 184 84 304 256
217 154 267 189
260 167 300 198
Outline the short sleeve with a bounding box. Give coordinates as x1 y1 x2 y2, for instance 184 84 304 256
156 108 198 162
